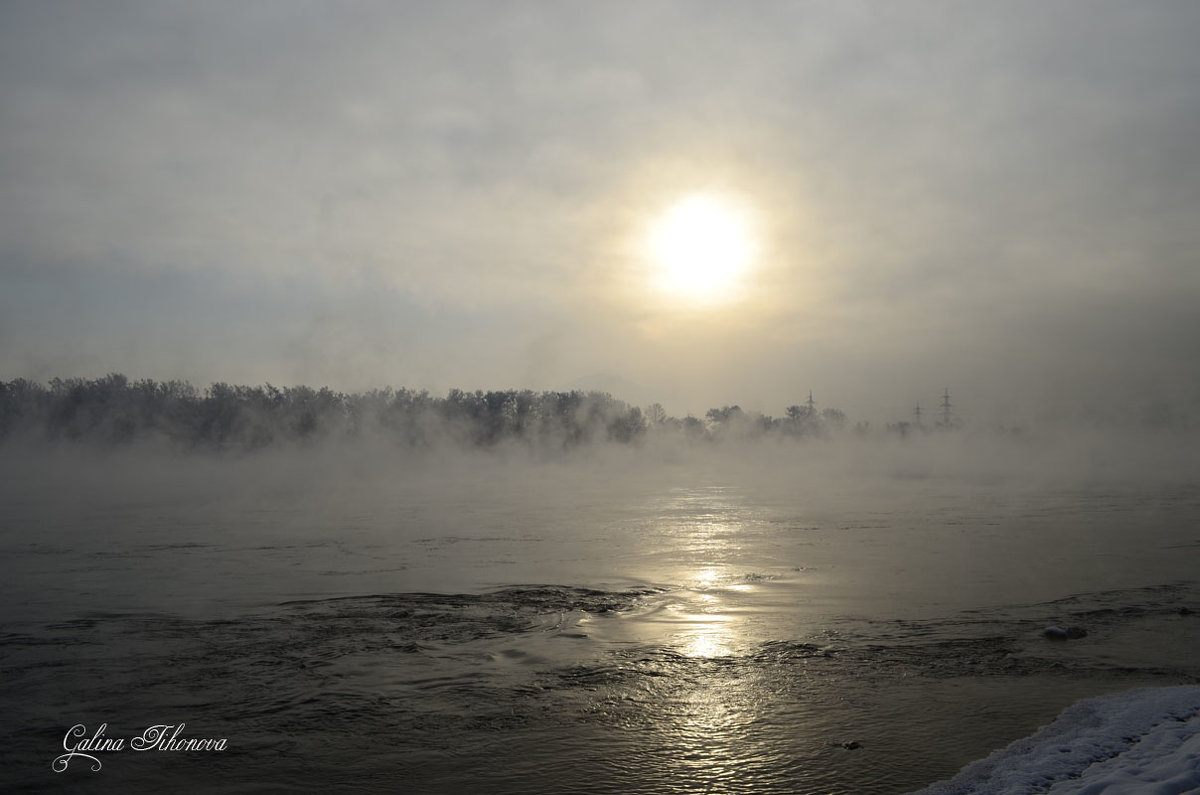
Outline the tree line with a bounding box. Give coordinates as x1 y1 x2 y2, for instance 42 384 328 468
0 374 854 451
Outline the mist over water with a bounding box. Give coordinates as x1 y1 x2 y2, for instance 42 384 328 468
2 411 1199 793
4 1 1199 790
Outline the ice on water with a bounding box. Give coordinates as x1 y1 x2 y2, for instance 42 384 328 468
914 686 1200 795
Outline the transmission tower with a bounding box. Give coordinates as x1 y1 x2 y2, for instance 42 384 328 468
939 388 954 428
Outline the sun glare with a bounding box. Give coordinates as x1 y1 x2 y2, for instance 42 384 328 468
647 193 758 305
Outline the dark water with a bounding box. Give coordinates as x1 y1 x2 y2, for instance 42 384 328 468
2 447 1199 793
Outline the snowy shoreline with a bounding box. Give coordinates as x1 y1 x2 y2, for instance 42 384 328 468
912 685 1200 794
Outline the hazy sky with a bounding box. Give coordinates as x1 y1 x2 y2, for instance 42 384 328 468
2 1 1198 422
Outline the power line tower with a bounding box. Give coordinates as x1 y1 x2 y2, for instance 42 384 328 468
938 388 955 429
913 402 923 426
806 390 816 416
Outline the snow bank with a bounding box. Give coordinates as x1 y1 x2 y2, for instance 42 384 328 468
912 686 1200 794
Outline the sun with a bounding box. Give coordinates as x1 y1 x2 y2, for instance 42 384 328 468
646 193 758 304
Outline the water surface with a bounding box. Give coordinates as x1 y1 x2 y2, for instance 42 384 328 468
2 445 1198 792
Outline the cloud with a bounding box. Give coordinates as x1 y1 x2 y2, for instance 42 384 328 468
1 1 1197 419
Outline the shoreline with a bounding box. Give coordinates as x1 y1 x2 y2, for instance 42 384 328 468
912 685 1200 794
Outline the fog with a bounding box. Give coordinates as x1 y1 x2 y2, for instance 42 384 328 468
4 374 1197 510
4 382 1196 656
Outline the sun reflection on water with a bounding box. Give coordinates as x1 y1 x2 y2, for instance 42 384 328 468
694 567 722 590
675 574 739 658
679 614 735 659
594 486 818 792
